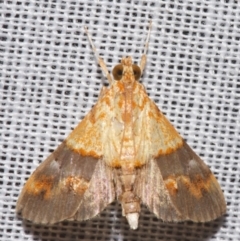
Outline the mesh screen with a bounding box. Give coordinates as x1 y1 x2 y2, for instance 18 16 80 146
1 0 239 240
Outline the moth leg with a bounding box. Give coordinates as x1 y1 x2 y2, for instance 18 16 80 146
84 26 113 84
139 20 152 73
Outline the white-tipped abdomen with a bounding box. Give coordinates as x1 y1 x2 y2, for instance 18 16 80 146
126 213 139 230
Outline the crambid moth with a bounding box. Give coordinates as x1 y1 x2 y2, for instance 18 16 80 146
16 22 226 229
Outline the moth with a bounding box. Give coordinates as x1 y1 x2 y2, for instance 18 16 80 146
16 22 226 229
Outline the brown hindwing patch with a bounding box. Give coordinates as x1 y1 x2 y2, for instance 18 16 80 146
16 141 98 224
156 141 226 222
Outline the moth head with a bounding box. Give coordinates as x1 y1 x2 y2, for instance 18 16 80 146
112 57 142 80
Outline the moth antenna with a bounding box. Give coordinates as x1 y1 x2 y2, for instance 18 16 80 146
139 20 152 73
84 26 113 84
143 20 152 56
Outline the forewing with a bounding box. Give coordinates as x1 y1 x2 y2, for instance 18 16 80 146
155 141 226 222
135 90 226 222
16 141 98 224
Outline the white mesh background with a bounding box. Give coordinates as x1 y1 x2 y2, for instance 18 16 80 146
0 0 239 240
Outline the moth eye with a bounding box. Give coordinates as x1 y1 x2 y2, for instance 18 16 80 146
112 64 124 81
132 65 141 80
